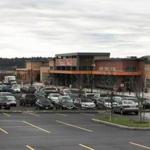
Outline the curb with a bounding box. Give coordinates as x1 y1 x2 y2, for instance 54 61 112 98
92 118 150 130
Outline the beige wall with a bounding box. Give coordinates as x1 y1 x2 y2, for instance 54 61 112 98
26 62 43 70
40 66 49 81
144 64 150 79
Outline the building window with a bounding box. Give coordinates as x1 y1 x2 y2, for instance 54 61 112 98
125 66 137 72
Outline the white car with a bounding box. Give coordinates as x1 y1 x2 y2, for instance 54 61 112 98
80 97 96 109
6 96 17 107
48 93 61 104
11 84 21 93
113 100 139 115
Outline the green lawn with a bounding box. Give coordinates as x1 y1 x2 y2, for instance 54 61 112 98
98 115 150 128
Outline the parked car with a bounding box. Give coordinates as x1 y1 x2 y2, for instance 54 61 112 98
143 99 150 109
0 92 13 96
80 97 96 109
83 92 95 99
102 97 112 109
61 88 71 96
74 97 96 109
5 96 17 107
0 85 13 92
0 96 11 110
58 96 76 110
11 84 21 93
20 94 37 106
94 98 105 109
40 87 58 97
113 100 139 115
35 97 54 110
47 93 61 107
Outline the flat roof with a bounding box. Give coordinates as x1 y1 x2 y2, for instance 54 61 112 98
55 52 110 57
95 57 141 61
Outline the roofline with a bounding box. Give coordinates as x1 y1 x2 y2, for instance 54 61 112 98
95 58 141 61
55 52 110 57
26 60 49 63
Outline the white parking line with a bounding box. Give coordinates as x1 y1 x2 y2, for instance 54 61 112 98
0 127 8 134
56 120 93 132
23 112 39 117
82 113 95 117
22 121 51 134
3 113 10 117
56 113 67 117
129 142 150 149
79 144 95 150
26 145 35 150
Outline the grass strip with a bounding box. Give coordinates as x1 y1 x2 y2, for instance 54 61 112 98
98 115 150 128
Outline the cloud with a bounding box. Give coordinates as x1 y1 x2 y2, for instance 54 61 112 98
0 0 150 58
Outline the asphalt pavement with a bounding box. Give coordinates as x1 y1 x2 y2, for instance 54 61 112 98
0 112 150 150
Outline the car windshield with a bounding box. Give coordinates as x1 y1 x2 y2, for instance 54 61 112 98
39 98 50 103
81 98 92 102
26 95 35 98
70 89 80 94
6 96 16 101
0 96 8 102
50 94 60 97
45 87 57 91
123 100 134 104
12 85 20 88
61 97 73 103
86 94 95 97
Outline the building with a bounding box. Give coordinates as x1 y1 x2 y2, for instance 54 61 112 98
94 58 142 91
16 52 150 92
48 52 110 88
46 53 143 91
16 60 48 84
141 56 150 90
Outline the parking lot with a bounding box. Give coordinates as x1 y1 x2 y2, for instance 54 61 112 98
0 112 150 150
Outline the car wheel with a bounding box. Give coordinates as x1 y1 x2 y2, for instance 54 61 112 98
5 107 10 110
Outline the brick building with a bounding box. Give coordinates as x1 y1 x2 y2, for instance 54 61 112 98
46 53 143 91
16 52 150 92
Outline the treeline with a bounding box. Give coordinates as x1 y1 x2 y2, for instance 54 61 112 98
0 57 49 70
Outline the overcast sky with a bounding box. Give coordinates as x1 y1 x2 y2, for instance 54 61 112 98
0 0 150 58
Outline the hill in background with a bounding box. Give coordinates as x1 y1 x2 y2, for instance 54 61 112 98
0 57 49 70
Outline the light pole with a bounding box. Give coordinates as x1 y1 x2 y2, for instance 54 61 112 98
30 61 33 86
90 64 95 93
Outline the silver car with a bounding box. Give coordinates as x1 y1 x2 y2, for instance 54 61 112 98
113 100 139 115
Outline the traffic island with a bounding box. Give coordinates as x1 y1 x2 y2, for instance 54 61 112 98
92 115 150 130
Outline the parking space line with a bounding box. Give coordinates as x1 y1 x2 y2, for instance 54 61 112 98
22 121 51 134
0 127 8 134
82 113 95 117
56 120 93 132
79 144 95 150
3 113 11 117
23 112 39 117
26 145 35 150
56 113 67 117
129 142 150 149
